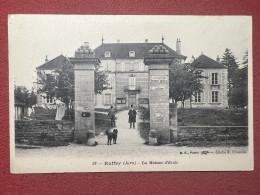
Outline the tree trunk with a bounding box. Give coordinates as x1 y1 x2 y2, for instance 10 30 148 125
190 97 192 109
66 103 71 121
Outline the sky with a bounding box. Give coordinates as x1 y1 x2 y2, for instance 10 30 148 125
8 15 252 89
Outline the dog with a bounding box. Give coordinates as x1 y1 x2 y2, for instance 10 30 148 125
105 129 118 145
112 129 118 144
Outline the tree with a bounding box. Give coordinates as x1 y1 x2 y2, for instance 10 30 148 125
221 48 239 107
37 58 107 120
94 62 108 94
14 85 37 108
169 60 205 108
229 50 248 108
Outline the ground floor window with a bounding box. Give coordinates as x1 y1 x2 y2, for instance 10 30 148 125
194 92 202 103
46 96 53 103
42 96 53 104
104 94 112 105
116 98 126 104
212 91 219 102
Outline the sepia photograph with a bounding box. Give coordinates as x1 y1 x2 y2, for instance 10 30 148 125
9 15 253 173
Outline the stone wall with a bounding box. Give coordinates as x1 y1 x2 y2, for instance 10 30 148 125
138 122 248 147
177 126 248 147
15 120 74 146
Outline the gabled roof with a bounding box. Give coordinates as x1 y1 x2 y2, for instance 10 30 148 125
94 43 186 60
191 54 227 69
37 55 72 70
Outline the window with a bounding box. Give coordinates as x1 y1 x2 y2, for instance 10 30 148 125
107 77 112 88
104 94 111 105
212 73 218 85
117 62 125 72
129 63 135 71
105 51 111 57
43 96 53 104
129 76 136 90
139 62 144 71
117 98 126 104
194 92 202 103
129 51 135 57
212 91 218 102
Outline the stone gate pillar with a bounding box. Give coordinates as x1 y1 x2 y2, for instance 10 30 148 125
69 42 100 145
144 45 175 144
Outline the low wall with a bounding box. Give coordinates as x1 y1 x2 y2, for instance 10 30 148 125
15 120 74 146
177 126 248 147
138 122 248 147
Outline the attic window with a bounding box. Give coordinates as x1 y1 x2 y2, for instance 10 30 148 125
105 51 111 57
129 51 135 57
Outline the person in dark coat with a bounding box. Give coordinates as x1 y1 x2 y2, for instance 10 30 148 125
108 106 116 127
128 105 137 129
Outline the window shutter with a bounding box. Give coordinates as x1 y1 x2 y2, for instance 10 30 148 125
218 73 222 85
208 91 211 103
207 72 211 84
218 91 222 103
222 70 225 85
201 91 205 103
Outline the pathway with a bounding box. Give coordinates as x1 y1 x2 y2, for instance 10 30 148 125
96 109 144 145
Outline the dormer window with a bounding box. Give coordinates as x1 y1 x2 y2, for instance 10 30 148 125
105 51 111 57
129 51 135 57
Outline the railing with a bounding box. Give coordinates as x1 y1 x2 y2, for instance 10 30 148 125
123 85 141 92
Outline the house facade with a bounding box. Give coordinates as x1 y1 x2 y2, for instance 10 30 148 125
36 55 73 108
36 41 228 110
182 54 228 108
93 40 186 109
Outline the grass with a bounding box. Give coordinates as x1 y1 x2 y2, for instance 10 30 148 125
177 108 248 126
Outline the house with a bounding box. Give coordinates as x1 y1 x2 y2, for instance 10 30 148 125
93 39 186 109
181 54 228 108
36 55 73 108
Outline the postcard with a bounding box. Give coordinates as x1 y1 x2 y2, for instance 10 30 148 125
9 15 253 173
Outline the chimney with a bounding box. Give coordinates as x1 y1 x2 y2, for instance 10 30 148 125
117 39 120 43
45 55 49 63
84 42 89 47
145 39 148 43
176 38 181 55
216 55 220 62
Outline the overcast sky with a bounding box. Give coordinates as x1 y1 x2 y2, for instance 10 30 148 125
8 15 252 89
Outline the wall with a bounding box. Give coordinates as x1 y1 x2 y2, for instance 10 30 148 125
138 122 248 147
182 68 228 108
177 126 248 147
15 120 74 146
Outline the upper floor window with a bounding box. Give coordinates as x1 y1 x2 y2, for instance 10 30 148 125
129 51 135 57
129 76 136 90
129 63 135 71
212 73 218 85
105 51 111 57
117 62 125 71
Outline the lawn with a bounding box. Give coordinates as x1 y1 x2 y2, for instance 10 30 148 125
177 108 248 126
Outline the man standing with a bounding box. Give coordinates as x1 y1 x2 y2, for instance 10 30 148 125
108 106 116 127
128 105 137 129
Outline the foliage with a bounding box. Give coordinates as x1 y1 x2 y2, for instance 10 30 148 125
94 63 108 94
138 106 150 121
221 48 239 107
14 85 37 108
228 50 248 108
37 58 107 120
169 60 206 107
37 59 74 108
